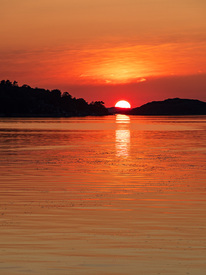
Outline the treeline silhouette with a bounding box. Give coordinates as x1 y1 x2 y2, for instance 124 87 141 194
0 80 108 117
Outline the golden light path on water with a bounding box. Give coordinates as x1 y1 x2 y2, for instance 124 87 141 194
116 114 130 157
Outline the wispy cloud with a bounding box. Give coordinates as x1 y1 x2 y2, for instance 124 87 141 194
0 40 205 87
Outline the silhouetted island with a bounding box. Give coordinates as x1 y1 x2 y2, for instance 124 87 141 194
1 80 206 117
129 98 206 115
108 98 206 115
0 80 108 117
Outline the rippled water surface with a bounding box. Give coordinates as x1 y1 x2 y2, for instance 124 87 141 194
0 115 206 274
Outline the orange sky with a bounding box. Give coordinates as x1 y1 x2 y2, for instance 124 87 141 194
1 0 206 107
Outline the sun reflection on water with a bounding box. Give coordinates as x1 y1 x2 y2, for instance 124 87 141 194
115 115 131 157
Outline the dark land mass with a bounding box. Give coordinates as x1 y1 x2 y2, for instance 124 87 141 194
108 98 206 115
129 98 206 115
107 107 131 115
0 80 108 117
1 80 205 117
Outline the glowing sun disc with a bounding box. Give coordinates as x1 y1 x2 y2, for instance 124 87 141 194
115 100 131 108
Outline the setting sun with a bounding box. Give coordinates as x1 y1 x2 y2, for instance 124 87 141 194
115 100 131 108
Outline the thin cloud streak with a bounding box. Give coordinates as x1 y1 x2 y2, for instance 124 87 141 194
0 41 205 87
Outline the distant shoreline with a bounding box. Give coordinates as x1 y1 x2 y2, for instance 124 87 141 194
1 80 206 117
0 80 109 117
109 98 206 116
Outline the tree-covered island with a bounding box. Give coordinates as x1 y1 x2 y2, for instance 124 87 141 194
0 80 108 117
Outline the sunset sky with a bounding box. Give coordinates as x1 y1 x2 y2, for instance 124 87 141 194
1 0 206 107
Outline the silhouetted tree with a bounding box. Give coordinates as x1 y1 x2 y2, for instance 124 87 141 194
0 80 109 117
22 84 31 89
89 101 108 115
5 80 12 87
62 92 72 100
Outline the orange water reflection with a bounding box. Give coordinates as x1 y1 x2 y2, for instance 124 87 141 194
115 115 130 157
0 116 206 275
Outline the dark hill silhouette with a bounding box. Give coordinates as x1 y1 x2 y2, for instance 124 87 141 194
0 80 108 117
129 98 206 115
1 81 205 117
107 107 131 115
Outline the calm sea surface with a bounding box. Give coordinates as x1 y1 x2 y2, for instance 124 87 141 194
0 115 206 275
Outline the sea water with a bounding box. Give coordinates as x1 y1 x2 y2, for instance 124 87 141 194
0 115 206 275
